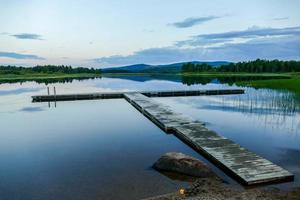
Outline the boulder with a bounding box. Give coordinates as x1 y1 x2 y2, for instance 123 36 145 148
153 152 214 177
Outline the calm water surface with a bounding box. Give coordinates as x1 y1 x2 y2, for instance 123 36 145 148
0 76 299 200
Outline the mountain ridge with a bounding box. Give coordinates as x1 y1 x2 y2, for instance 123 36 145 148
102 61 230 73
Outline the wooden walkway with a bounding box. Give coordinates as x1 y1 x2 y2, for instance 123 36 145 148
32 89 244 102
32 89 294 185
124 93 294 185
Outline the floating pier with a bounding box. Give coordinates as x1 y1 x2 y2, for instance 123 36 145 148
32 89 244 102
32 89 294 185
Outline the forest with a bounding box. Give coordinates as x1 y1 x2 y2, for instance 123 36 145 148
0 65 101 75
182 59 300 73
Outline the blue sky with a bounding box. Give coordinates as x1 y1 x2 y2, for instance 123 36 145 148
0 0 300 68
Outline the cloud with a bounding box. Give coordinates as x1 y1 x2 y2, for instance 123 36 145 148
93 26 300 67
0 51 45 60
204 36 300 61
11 33 43 40
93 47 205 66
93 31 300 66
142 29 155 33
177 26 300 46
169 16 220 28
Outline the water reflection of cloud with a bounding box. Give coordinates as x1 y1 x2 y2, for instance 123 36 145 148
93 77 234 93
164 88 300 136
175 88 300 116
0 88 42 96
19 107 44 112
199 105 297 116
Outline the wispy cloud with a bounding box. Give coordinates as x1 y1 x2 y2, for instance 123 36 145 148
11 33 43 40
273 17 289 21
0 51 45 60
0 32 10 35
205 36 300 61
169 16 220 28
177 26 300 46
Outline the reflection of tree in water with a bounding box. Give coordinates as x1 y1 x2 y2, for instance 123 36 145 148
0 77 102 85
215 88 300 135
181 75 289 86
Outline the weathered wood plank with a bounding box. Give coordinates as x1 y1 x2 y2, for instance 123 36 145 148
123 92 294 185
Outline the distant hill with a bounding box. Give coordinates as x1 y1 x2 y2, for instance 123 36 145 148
102 61 230 73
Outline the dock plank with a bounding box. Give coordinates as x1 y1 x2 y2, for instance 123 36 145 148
123 92 294 185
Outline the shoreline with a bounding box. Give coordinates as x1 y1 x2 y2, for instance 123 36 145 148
0 73 101 81
143 176 300 200
1 72 299 97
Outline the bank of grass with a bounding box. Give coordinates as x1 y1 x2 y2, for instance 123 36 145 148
0 73 101 81
180 72 293 78
236 74 300 96
180 72 300 97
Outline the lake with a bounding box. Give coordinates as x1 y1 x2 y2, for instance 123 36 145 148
0 75 299 200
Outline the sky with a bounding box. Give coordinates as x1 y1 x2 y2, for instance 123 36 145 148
0 0 300 68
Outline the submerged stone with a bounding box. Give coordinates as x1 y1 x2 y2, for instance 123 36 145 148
153 152 214 177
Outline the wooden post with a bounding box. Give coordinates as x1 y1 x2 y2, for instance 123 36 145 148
53 86 56 96
54 87 57 107
47 87 50 107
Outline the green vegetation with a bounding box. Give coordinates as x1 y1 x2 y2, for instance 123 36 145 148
181 75 291 86
0 65 101 75
181 72 292 78
237 74 300 96
0 65 101 81
181 59 300 96
182 59 300 73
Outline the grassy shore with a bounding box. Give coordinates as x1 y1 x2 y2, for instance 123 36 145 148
103 72 293 78
0 73 101 81
180 72 294 77
180 72 299 96
236 74 300 96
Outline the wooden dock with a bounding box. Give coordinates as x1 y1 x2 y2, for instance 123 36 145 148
32 89 244 102
31 89 294 185
124 93 294 185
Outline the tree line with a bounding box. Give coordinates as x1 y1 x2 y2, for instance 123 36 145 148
182 59 300 73
0 65 101 75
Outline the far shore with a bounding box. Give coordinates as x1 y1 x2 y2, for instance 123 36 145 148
1 72 299 96
1 71 297 81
